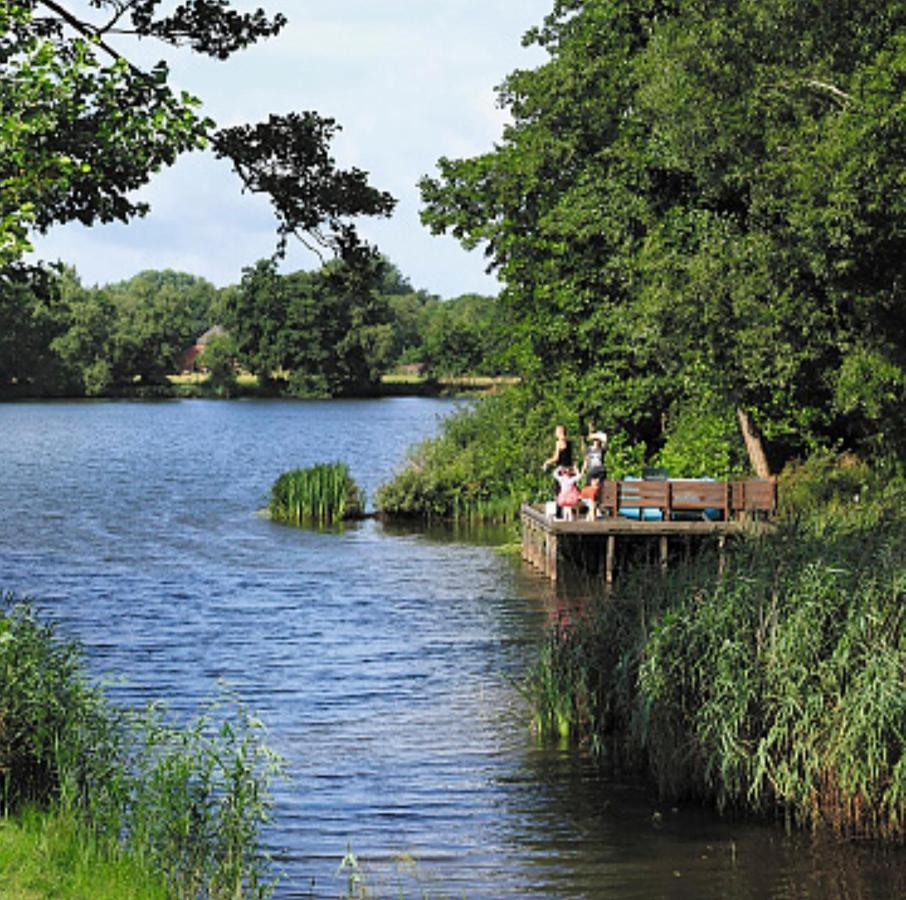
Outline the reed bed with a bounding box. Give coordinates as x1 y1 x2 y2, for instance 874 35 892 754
526 461 906 840
0 595 282 897
269 462 363 526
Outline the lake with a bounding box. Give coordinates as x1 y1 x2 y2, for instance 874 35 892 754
0 398 902 898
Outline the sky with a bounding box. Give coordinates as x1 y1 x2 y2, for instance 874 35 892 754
29 1 552 297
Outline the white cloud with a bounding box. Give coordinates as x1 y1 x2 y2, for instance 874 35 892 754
30 1 550 296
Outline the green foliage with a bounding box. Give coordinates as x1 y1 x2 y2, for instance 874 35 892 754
776 450 876 521
269 462 364 526
375 383 641 520
420 0 906 468
1 266 222 395
0 596 282 897
226 257 394 397
199 332 239 397
526 461 906 839
0 1 393 275
655 399 749 479
419 293 507 377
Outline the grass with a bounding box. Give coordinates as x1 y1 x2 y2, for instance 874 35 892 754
269 462 364 526
0 807 167 899
0 595 283 897
525 456 906 840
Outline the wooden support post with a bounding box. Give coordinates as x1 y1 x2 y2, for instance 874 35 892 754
606 534 616 589
547 532 558 582
718 535 726 576
660 535 669 572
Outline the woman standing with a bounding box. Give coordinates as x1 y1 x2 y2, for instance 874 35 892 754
542 424 573 472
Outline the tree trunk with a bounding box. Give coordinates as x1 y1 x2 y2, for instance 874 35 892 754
736 406 771 478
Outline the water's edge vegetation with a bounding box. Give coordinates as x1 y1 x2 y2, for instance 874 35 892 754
525 455 906 841
268 462 364 526
376 390 906 842
0 597 282 898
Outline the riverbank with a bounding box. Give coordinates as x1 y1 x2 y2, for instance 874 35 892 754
0 807 167 899
527 455 906 840
0 372 516 403
0 597 281 898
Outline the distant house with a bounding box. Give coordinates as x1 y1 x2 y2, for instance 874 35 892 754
396 362 427 377
179 325 228 373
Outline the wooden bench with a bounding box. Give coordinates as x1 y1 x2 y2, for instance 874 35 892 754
597 479 775 522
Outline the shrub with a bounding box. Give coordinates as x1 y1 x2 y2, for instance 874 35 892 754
526 462 906 839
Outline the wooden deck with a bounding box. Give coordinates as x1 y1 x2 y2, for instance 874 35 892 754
521 478 776 584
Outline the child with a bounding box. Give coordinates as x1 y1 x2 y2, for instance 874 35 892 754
553 465 581 520
579 474 602 521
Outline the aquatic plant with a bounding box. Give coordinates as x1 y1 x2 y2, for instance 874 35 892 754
526 461 906 840
269 462 364 525
0 595 282 897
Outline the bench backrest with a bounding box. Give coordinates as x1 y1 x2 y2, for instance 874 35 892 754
670 480 730 512
731 479 776 513
595 478 775 520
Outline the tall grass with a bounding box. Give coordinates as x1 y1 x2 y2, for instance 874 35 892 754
0 595 283 897
269 462 363 525
526 459 906 840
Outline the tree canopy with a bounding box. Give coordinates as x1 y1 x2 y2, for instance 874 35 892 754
0 0 395 276
420 0 906 469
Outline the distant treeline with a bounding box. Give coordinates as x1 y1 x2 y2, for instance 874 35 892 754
0 257 507 399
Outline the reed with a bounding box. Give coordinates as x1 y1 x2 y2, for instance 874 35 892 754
269 462 364 525
0 595 282 897
526 461 906 840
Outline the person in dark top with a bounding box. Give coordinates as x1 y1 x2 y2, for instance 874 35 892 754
542 424 573 471
581 430 607 481
542 424 573 514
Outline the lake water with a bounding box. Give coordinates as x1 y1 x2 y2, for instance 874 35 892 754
1 398 903 898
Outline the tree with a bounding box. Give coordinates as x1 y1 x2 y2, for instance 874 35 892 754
420 0 906 469
198 330 238 397
0 1 395 277
225 256 392 397
421 293 503 377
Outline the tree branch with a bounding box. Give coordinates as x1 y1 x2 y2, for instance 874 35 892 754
806 79 852 106
36 0 140 72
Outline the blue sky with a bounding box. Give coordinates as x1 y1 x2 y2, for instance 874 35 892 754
29 2 551 297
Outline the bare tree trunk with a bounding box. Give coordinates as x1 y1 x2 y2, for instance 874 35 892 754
736 406 771 478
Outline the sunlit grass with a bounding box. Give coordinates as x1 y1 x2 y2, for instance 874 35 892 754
0 596 282 897
0 807 166 900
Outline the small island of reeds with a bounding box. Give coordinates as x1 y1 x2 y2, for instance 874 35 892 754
268 462 364 526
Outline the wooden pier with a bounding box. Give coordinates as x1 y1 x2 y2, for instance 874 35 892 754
521 478 776 584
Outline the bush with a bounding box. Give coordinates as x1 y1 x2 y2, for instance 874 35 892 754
269 462 364 525
0 596 282 897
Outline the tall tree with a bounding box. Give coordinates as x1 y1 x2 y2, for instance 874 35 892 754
420 0 906 468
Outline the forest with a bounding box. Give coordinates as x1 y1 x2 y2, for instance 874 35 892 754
0 259 503 398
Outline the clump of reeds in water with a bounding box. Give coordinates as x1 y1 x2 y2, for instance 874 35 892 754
269 462 364 526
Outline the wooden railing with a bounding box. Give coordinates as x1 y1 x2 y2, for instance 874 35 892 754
597 478 776 521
